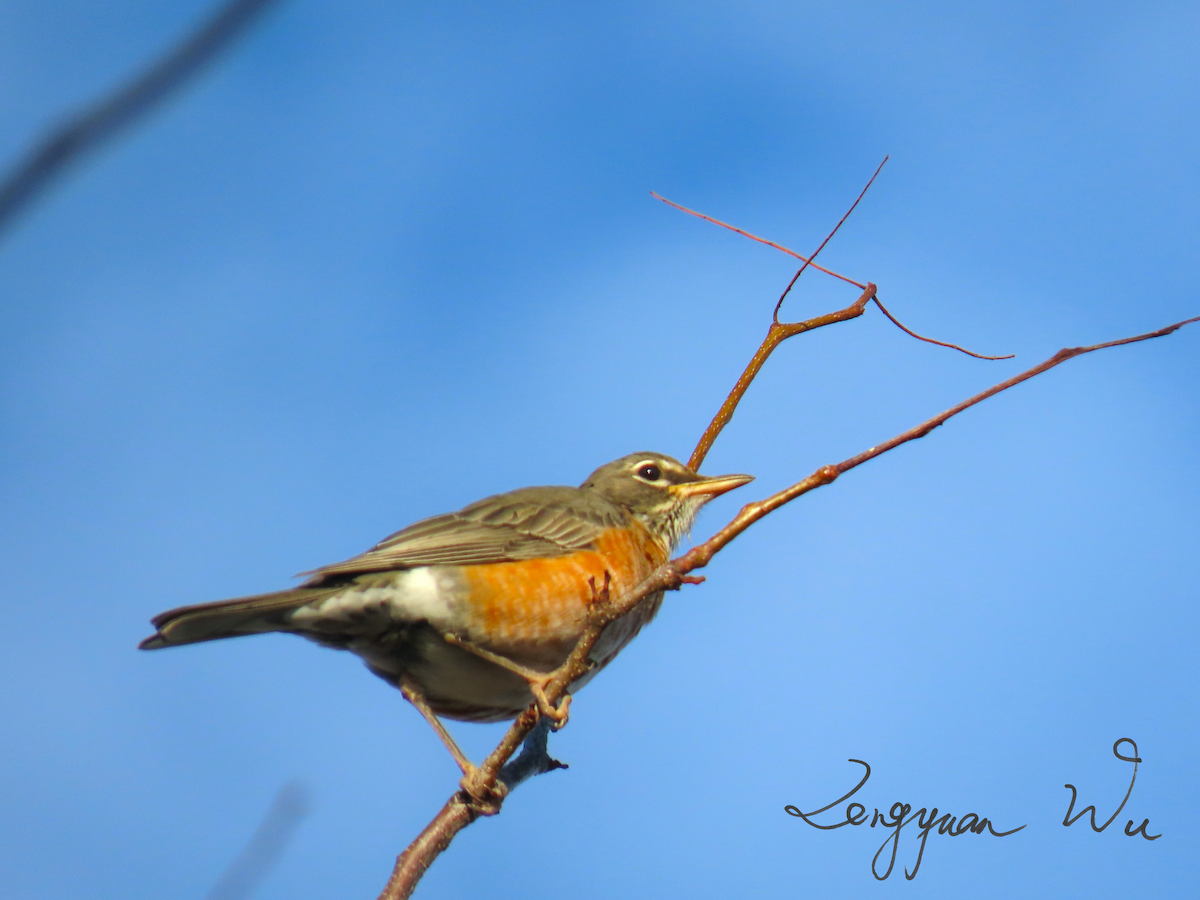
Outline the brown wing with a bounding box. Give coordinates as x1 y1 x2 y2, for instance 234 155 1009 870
305 486 627 581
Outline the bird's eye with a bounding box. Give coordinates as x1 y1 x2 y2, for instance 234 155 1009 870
637 463 662 481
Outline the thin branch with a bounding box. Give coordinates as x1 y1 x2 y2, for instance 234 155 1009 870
772 156 887 323
682 156 997 472
376 797 478 900
375 720 565 900
688 283 878 472
681 315 1200 569
872 294 1014 360
833 315 1200 474
0 0 281 236
650 191 866 289
653 181 1011 367
375 313 1197 900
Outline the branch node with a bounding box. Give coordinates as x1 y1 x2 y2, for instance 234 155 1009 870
585 571 615 625
457 774 508 817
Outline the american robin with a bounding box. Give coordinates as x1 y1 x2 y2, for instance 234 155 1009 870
140 452 752 727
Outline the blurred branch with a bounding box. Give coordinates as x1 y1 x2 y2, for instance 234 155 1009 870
0 0 280 237
207 781 310 900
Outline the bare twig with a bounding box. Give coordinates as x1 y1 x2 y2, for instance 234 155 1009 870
654 174 1011 373
771 157 888 323
651 190 866 288
688 283 878 471
376 796 479 900
677 316 1199 571
684 281 1013 474
0 0 280 236
872 294 1014 360
831 315 1200 474
376 313 1197 900
651 157 887 300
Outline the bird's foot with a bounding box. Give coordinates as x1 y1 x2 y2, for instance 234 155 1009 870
527 679 571 730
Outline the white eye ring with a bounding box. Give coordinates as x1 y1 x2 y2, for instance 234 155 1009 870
636 463 662 481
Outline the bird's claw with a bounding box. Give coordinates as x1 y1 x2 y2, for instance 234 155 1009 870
529 681 571 730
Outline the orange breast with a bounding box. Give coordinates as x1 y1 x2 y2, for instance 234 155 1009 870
456 523 668 668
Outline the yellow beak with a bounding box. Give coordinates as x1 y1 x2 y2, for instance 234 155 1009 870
671 472 754 499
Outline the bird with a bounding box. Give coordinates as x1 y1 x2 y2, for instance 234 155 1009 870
139 452 752 727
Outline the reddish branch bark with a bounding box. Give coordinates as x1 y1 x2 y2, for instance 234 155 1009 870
688 283 877 471
375 308 1198 899
377 143 1194 900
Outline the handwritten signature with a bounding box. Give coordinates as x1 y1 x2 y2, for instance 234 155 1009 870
785 737 1159 880
1063 738 1160 840
785 759 1024 880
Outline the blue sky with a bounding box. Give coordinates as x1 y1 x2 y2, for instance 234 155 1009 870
1 2 1197 898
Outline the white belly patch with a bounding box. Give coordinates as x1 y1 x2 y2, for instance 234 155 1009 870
389 567 455 624
288 567 457 631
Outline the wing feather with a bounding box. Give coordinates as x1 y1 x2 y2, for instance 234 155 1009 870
305 486 626 580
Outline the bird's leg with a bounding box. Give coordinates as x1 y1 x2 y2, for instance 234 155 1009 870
398 675 507 810
441 633 571 729
398 674 475 775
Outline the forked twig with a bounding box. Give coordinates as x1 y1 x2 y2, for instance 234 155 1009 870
654 164 1012 389
771 156 888 323
677 314 1199 568
684 279 1014 472
651 157 886 305
688 283 878 471
376 313 1197 900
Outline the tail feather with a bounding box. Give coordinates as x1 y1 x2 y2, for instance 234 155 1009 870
138 586 340 650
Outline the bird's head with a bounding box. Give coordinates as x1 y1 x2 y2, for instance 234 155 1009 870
581 452 753 549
